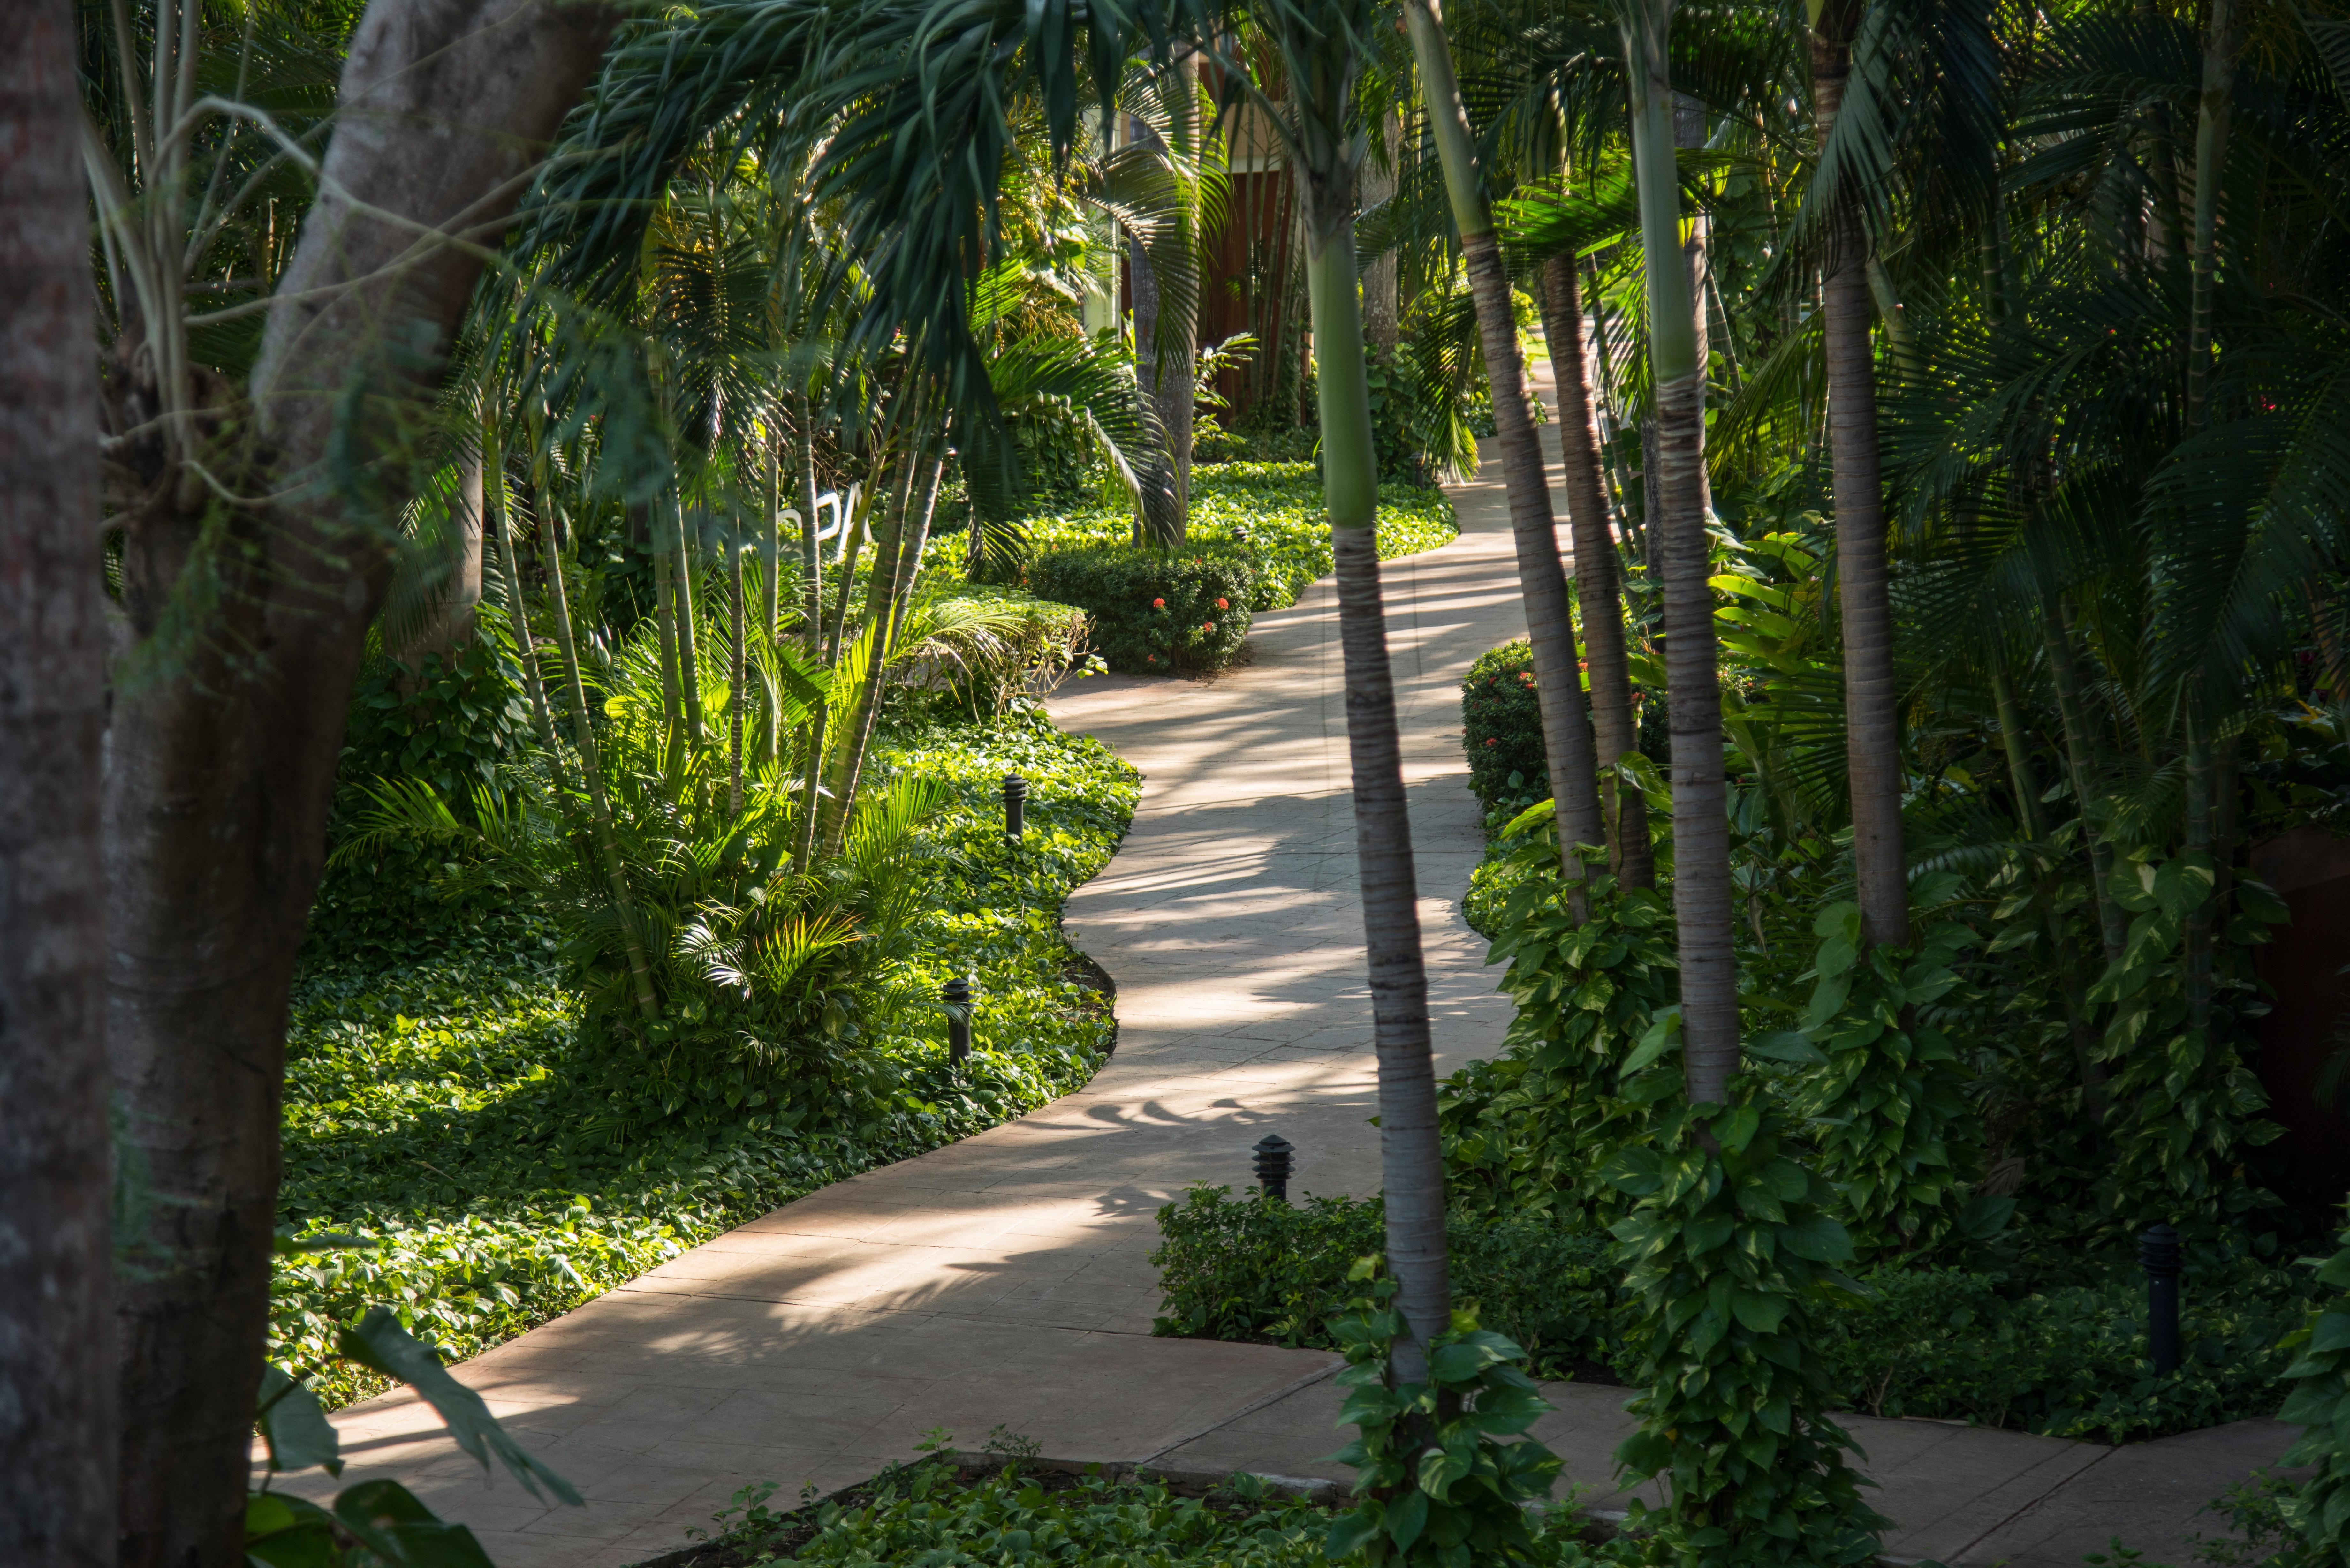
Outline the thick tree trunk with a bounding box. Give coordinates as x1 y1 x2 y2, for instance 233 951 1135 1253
1400 0 1602 861
1305 228 1449 1379
2185 0 2239 432
1810 7 1908 950
1624 0 1738 1107
1540 253 1651 884
103 4 615 1561
0 8 116 1560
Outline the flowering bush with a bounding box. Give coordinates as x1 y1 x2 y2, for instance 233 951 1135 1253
1462 640 1550 821
1028 549 1257 674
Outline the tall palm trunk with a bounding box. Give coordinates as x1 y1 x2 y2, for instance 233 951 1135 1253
820 444 923 855
1400 0 1602 861
729 525 747 819
793 402 827 871
537 491 661 1021
1625 0 1738 1107
2184 0 2239 432
1811 0 1907 949
836 448 946 832
1305 220 1450 1379
670 496 705 743
1539 251 1652 884
2042 600 2128 968
0 7 115 1553
485 422 562 771
654 546 683 750
1132 51 1199 545
763 446 782 642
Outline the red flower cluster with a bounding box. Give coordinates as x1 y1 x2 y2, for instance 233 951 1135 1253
1215 598 1230 610
1152 597 1166 610
1202 622 1216 633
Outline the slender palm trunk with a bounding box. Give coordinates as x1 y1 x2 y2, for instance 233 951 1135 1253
671 497 705 744
1400 0 1601 862
1304 225 1449 1380
1989 666 2043 841
2042 601 2127 967
1540 251 1652 884
2183 722 2213 1029
538 496 661 1021
835 449 945 839
1132 52 1199 545
792 404 827 872
764 450 782 642
1626 0 1738 1107
485 426 562 772
825 493 870 668
2185 0 2239 432
1812 0 1907 949
729 528 746 819
0 8 114 1551
820 447 921 854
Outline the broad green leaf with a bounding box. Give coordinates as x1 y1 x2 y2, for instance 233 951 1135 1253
1777 1212 1854 1263
1388 1485 1432 1546
1745 1030 1826 1066
337 1308 582 1506
257 1364 344 1476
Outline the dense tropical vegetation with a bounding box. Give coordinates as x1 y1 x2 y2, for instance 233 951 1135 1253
10 0 2350 1560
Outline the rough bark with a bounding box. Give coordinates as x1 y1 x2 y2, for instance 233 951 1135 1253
1812 2 1907 950
1673 92 1714 523
1130 54 1198 547
1540 253 1652 884
0 6 116 1559
104 4 615 1561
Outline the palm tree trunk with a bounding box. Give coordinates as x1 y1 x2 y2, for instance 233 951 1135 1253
538 494 662 1021
834 449 946 840
1305 222 1450 1381
799 396 824 657
824 490 870 668
1132 52 1198 546
820 445 922 854
1812 0 1908 950
2185 0 2240 433
764 446 782 642
1989 666 2043 841
485 423 563 773
1626 0 1738 1107
730 527 747 819
654 545 683 748
671 497 705 744
0 8 114 1551
2183 720 2213 1030
1540 251 1652 884
1400 0 1602 863
2042 600 2128 968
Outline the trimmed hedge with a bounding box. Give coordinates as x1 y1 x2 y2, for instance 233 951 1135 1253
1027 549 1255 675
1463 639 1548 820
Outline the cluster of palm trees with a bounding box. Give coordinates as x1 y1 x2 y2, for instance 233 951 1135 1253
10 0 2350 1556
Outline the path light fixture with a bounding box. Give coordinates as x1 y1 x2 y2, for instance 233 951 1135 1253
2141 1222 2182 1375
1003 775 1028 844
944 976 972 1066
1252 1133 1295 1203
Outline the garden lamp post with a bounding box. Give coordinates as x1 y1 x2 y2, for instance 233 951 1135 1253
1004 774 1028 844
1252 1133 1295 1203
944 976 972 1066
2141 1222 2182 1375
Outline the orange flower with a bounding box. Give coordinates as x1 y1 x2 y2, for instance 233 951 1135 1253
1152 597 1165 610
1215 598 1230 610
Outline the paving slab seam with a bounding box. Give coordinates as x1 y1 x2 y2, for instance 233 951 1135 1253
1943 1446 2118 1566
1136 1357 1348 1467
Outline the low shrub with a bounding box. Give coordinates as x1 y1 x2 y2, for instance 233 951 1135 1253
1816 1263 2308 1444
1149 1186 1623 1380
1462 640 1550 824
1027 549 1255 675
998 462 1458 613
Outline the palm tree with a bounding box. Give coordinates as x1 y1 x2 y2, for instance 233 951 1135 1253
1400 0 1605 864
0 3 113 1557
1808 0 1905 949
1619 0 1737 1106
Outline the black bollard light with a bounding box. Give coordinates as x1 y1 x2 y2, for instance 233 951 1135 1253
1003 775 1028 844
944 976 972 1066
1252 1134 1295 1203
2141 1222 2182 1375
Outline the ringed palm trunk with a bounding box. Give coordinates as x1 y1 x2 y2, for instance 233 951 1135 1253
1811 0 1907 950
730 527 747 818
0 6 115 1555
1132 51 1199 546
1624 0 1738 1107
2184 0 2239 432
1303 222 1451 1379
671 495 705 744
1539 252 1652 884
538 493 662 1023
1401 0 1603 864
484 419 563 773
793 403 827 870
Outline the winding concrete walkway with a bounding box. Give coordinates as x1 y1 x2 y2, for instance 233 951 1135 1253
282 419 2299 1566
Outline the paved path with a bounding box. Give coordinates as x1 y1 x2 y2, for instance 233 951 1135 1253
280 417 2300 1566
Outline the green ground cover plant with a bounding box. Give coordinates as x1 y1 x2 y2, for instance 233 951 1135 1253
275 709 1137 1407
1004 462 1457 614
